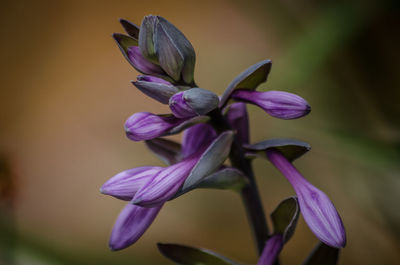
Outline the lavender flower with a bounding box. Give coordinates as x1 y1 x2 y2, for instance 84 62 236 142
181 123 217 158
266 148 346 248
109 203 162 251
124 112 186 141
232 90 311 119
169 88 219 118
257 234 283 265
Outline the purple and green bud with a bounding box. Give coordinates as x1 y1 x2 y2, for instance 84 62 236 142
266 149 346 248
133 75 178 104
232 90 311 120
109 203 163 251
138 16 196 83
100 166 162 201
124 112 186 141
225 102 249 144
169 88 219 118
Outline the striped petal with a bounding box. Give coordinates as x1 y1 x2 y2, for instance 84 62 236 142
109 203 163 250
100 166 162 200
266 149 346 248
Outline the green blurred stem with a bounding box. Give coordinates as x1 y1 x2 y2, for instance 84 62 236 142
210 109 269 255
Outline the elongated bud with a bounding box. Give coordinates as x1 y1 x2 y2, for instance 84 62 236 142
169 88 219 118
124 112 186 141
109 204 163 251
100 166 162 200
181 123 217 158
232 90 311 119
133 75 178 104
154 17 196 83
266 149 346 248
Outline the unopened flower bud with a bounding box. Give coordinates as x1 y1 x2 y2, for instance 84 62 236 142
133 75 178 104
169 88 219 118
232 90 311 120
126 46 165 76
266 149 346 248
124 112 185 141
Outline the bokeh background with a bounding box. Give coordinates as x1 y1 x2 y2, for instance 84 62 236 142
1 0 399 264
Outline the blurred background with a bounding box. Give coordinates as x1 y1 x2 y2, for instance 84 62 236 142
0 0 399 264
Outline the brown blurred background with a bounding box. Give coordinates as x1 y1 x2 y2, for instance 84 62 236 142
0 0 399 264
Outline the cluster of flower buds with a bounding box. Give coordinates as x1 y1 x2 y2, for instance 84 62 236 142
101 15 346 265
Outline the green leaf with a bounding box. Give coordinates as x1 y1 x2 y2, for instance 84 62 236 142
145 138 182 165
302 242 340 265
196 167 248 191
244 138 310 162
157 243 241 265
219 60 272 107
271 197 300 243
182 131 234 190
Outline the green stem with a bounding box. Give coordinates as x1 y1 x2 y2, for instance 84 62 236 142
209 110 269 255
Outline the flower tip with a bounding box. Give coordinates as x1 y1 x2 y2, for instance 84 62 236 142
131 198 142 205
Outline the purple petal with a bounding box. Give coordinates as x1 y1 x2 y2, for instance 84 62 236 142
181 123 217 158
124 112 185 141
132 155 199 207
257 234 284 265
169 91 197 118
226 102 249 144
137 75 172 85
266 149 346 248
127 46 165 76
109 203 163 251
100 166 162 200
232 90 311 120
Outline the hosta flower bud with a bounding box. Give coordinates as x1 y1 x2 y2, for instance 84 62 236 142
266 149 346 248
133 75 179 104
232 90 311 120
169 88 219 118
109 203 163 251
124 112 186 141
100 166 162 201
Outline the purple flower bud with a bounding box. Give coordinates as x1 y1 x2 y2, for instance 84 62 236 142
226 102 249 144
109 203 163 251
132 155 199 207
266 149 346 248
181 123 217 158
133 76 178 104
257 234 283 265
127 46 165 76
169 88 219 118
232 90 311 120
125 112 186 141
100 166 162 201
